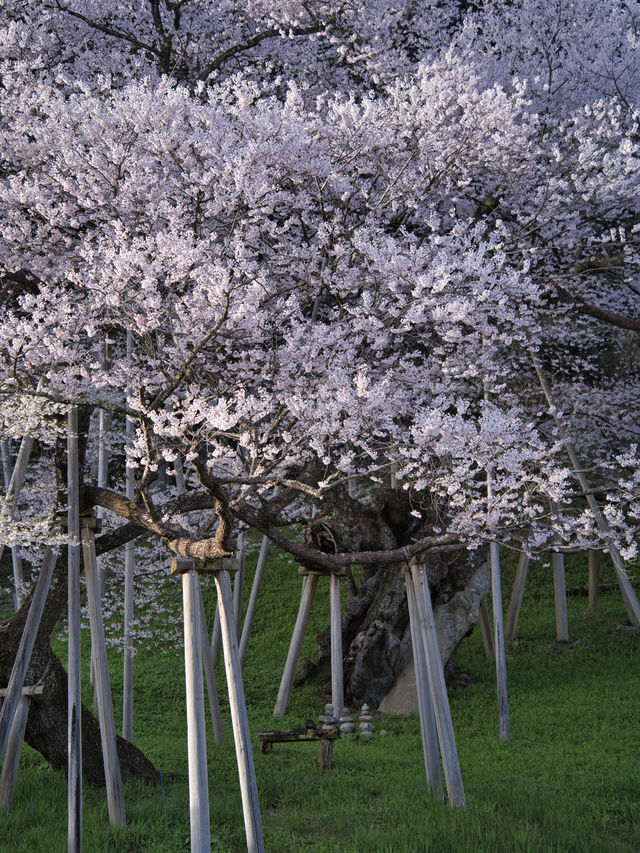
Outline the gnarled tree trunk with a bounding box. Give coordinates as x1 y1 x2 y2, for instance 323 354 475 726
295 488 488 707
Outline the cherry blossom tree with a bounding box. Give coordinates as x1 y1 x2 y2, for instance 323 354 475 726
1 0 639 773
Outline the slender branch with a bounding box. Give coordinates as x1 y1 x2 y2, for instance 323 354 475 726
196 23 324 82
55 2 159 56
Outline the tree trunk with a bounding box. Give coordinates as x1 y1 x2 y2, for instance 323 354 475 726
0 550 159 785
295 489 488 707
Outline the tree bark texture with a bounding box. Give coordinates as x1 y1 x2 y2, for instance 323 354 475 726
295 489 488 706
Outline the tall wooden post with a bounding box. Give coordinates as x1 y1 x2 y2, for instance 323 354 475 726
82 525 126 827
122 332 135 742
274 574 318 717
329 573 344 719
403 568 442 797
67 406 82 853
233 528 247 639
478 598 495 658
588 551 600 613
215 568 264 853
410 562 465 807
551 552 569 642
505 553 530 643
196 581 223 745
239 536 270 667
488 540 510 741
179 565 211 853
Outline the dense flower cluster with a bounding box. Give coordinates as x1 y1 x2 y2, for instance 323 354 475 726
1 0 639 565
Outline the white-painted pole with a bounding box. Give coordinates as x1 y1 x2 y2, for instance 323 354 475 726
182 569 211 853
82 527 126 826
532 355 640 626
505 553 530 643
122 331 135 742
233 528 247 640
196 580 223 745
67 406 82 853
0 440 29 809
0 696 28 810
588 551 600 613
273 574 318 717
171 452 221 736
551 552 569 642
210 605 222 667
329 573 344 719
478 597 495 658
403 568 442 796
239 536 270 667
0 548 57 763
215 569 264 853
1 435 33 610
410 562 465 807
489 540 510 741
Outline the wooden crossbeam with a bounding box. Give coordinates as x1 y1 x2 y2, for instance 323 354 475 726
0 685 45 698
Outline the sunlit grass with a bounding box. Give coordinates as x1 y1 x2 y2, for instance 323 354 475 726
1 543 639 851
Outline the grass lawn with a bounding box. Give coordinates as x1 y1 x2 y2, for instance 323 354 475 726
1 543 639 851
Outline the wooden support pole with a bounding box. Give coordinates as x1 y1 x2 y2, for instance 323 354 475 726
122 331 135 742
274 574 318 717
182 569 211 853
210 605 222 667
329 573 344 718
122 541 135 742
67 406 82 853
239 536 270 667
403 569 442 797
0 697 28 810
489 541 510 741
505 553 530 643
410 562 465 807
478 597 495 658
551 552 569 642
0 548 56 763
215 570 264 853
532 355 640 626
588 551 600 613
0 439 34 809
233 528 247 640
1 434 33 610
82 527 126 827
196 580 223 745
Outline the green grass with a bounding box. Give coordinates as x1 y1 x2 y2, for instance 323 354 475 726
1 544 640 851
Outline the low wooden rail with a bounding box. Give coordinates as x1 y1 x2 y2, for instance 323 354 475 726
258 727 339 771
